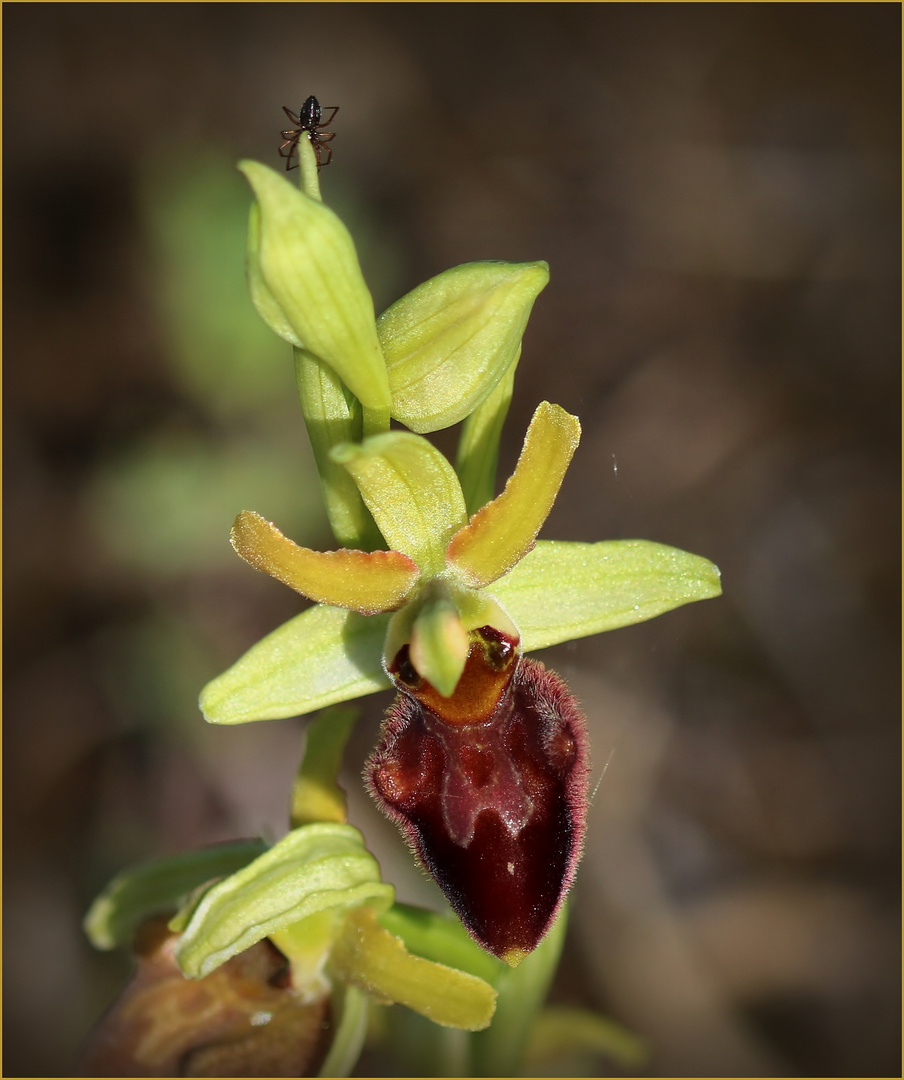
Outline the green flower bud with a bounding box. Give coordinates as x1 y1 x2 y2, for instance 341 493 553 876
379 260 549 433
239 160 391 414
173 823 394 979
83 841 268 951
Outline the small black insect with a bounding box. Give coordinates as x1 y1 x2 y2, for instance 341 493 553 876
279 95 338 171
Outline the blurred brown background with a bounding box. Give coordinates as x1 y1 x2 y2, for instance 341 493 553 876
3 3 900 1076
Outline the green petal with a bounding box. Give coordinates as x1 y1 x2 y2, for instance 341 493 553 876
447 402 580 588
331 907 497 1031
199 606 391 724
84 840 268 950
231 510 418 614
489 540 722 651
238 160 391 414
379 260 548 433
174 823 394 979
332 432 467 577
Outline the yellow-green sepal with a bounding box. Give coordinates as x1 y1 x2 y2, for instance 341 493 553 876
173 822 394 979
379 260 549 433
332 432 467 578
447 402 580 588
199 605 391 724
489 539 723 650
238 160 391 413
378 903 503 985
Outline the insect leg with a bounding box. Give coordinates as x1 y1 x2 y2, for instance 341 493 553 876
279 140 300 170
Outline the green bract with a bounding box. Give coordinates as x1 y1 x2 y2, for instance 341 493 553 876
378 260 549 433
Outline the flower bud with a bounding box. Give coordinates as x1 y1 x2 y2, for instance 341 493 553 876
239 161 391 413
379 260 549 433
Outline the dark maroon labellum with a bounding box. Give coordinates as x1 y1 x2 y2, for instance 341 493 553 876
365 628 590 965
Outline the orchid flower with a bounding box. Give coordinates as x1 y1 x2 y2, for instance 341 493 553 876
196 154 721 961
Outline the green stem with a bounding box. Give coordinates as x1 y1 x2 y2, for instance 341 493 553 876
455 353 518 515
362 403 391 439
297 134 323 202
471 906 569 1077
290 706 358 828
294 347 382 549
318 984 369 1077
437 1026 471 1077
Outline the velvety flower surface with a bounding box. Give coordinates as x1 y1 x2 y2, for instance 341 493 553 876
369 633 590 963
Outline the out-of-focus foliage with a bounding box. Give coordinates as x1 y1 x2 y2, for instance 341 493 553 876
141 153 294 417
86 154 328 579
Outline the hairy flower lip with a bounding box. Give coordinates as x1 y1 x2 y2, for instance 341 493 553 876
366 655 590 963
